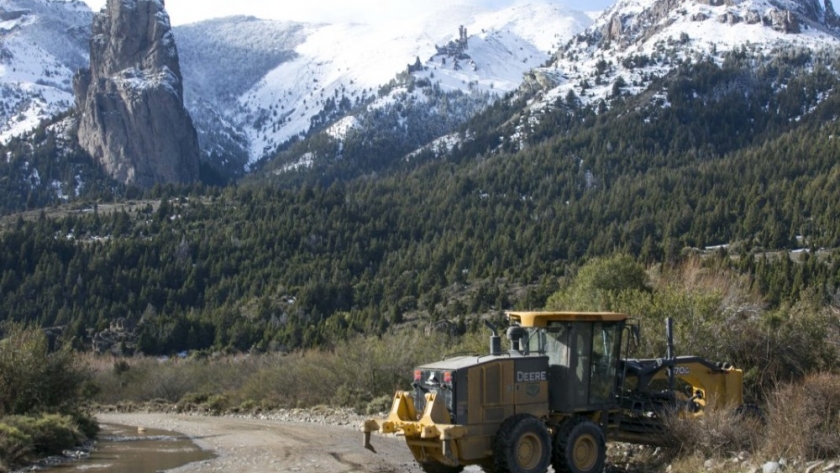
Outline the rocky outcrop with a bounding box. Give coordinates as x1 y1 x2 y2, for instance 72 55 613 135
719 12 741 24
0 9 29 21
74 0 199 189
745 10 763 24
764 9 801 33
596 0 834 49
521 70 561 93
696 0 736 6
603 15 624 43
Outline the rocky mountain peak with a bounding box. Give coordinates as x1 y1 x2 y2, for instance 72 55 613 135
74 0 199 189
596 0 840 49
88 0 182 93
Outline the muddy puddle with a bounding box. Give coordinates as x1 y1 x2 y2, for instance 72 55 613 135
39 423 215 473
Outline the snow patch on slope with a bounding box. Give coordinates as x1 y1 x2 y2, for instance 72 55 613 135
230 2 592 162
0 0 92 143
327 116 359 140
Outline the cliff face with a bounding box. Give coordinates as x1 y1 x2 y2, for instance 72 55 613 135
74 0 199 188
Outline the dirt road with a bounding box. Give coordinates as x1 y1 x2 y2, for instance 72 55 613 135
98 413 451 473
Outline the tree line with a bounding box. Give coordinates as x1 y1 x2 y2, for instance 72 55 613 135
1 46 839 355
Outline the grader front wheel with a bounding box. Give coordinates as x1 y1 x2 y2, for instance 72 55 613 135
552 418 606 473
491 414 551 473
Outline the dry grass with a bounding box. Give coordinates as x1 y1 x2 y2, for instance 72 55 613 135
663 406 763 459
647 373 840 473
762 373 840 460
90 328 485 412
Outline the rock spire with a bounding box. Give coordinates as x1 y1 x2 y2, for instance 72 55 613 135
74 0 199 188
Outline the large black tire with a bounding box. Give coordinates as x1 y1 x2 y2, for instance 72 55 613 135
418 461 464 473
552 417 606 473
490 414 552 473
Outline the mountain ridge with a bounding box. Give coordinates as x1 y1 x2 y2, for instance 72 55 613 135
4 0 840 192
470 0 840 152
0 1 595 178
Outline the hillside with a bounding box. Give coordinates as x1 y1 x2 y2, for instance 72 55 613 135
0 0 91 142
494 0 840 148
1 0 840 357
3 43 840 354
175 3 592 177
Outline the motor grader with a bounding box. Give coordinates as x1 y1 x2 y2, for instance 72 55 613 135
362 312 747 473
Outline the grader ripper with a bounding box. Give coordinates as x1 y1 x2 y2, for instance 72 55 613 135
362 312 747 473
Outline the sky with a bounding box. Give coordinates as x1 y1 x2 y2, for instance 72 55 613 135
80 0 615 26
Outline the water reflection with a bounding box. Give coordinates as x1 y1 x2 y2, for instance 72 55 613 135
41 423 215 473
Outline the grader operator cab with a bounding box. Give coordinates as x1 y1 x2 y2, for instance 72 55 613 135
362 312 747 473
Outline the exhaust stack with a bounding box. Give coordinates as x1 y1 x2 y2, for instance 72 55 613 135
485 320 501 356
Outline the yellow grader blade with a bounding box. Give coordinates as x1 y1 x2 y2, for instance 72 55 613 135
362 390 467 464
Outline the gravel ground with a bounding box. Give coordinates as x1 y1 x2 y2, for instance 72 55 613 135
95 410 840 473
97 410 430 473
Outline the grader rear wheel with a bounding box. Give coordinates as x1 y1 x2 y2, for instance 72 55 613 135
552 417 606 473
491 414 551 473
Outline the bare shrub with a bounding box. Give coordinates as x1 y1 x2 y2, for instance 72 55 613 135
663 406 763 459
92 355 262 404
235 329 457 409
763 373 840 459
86 326 595 412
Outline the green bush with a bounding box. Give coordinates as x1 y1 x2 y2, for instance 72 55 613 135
364 395 394 415
70 411 100 439
0 325 91 416
546 254 649 311
1 414 84 457
331 385 371 412
238 400 258 412
180 392 210 405
205 395 229 414
0 423 33 469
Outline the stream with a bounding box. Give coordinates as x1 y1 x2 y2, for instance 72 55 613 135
38 423 215 473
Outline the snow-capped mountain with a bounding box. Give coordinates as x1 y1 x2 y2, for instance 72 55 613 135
0 1 594 176
14 0 840 184
175 3 593 170
0 0 91 143
527 0 840 111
